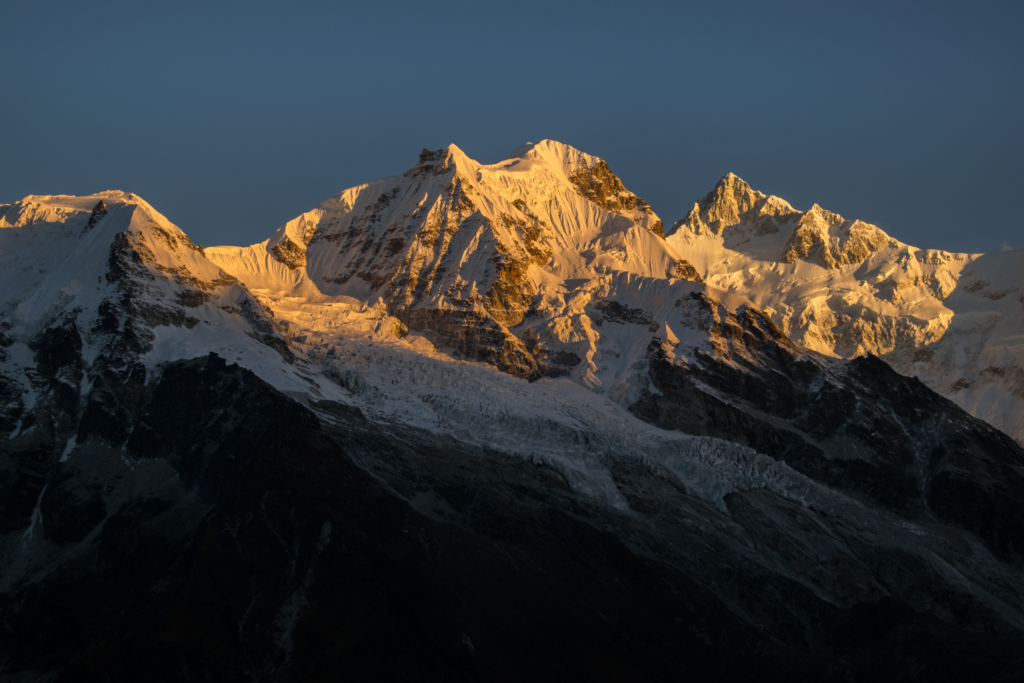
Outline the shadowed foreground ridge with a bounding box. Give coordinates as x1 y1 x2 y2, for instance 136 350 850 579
2 354 1024 681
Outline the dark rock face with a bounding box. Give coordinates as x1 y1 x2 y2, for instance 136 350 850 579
0 372 23 437
401 308 542 380
270 237 307 269
82 200 107 233
669 258 705 283
568 159 661 239
594 298 659 330
630 307 1024 565
3 354 1024 680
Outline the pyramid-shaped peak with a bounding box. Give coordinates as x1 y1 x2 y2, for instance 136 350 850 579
661 173 772 238
703 172 763 215
714 173 756 193
408 143 480 179
443 142 472 162
416 143 473 165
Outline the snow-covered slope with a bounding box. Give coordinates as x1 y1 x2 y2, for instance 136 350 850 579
665 174 1024 444
2 182 1017 535
0 179 823 514
207 142 875 504
207 140 691 383
0 181 860 538
0 191 342 441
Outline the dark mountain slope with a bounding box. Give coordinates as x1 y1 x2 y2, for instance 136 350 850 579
629 297 1024 563
2 354 1024 681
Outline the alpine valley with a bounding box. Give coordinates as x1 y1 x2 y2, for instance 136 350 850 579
2 141 1024 681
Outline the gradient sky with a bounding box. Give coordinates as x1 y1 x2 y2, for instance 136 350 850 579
2 1 1022 253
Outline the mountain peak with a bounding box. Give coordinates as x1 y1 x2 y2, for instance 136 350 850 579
442 142 473 166
703 173 758 204
7 148 1024 681
503 139 599 180
716 172 748 188
0 191 160 232
499 140 663 234
412 143 476 175
505 139 584 160
668 174 899 271
667 173 766 238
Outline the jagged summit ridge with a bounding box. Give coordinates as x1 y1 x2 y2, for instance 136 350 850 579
670 173 778 239
665 173 1024 445
207 140 676 381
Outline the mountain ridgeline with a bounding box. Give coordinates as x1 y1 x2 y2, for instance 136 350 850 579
2 142 1024 680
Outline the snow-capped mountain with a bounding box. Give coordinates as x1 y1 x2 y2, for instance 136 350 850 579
206 141 1024 446
207 140 671 381
3 143 1024 679
0 191 341 419
666 173 1024 445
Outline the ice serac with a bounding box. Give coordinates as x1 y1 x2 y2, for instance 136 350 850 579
666 174 1024 445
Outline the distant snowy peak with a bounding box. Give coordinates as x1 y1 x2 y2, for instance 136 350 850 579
661 172 1024 445
670 173 897 270
0 191 227 293
7 145 1018 449
2 191 133 232
397 139 663 234
327 138 668 273
672 173 780 237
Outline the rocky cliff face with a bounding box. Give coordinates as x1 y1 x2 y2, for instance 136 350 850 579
630 296 1024 561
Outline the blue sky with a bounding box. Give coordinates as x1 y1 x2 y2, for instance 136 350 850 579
2 1 1021 252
